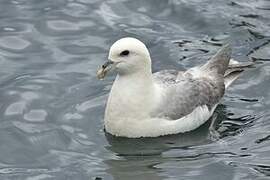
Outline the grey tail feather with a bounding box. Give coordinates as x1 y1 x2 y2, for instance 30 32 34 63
224 68 243 88
228 61 255 69
201 44 232 75
224 62 254 88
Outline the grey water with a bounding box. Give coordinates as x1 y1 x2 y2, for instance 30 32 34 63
0 0 270 179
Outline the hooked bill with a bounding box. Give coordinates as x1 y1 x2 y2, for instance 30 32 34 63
97 60 115 80
97 68 107 80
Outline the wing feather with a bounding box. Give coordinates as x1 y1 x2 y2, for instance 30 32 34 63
153 70 224 120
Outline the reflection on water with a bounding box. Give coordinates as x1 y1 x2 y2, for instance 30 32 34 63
0 0 270 179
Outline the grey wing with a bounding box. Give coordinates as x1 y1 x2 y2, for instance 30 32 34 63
153 72 225 120
153 70 185 84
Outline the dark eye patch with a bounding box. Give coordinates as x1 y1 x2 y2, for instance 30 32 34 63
120 50 130 56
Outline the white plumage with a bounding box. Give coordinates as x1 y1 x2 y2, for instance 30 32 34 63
97 37 250 138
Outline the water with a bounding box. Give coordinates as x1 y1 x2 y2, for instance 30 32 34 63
0 0 270 179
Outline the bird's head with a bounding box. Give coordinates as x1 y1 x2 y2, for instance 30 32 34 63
97 37 152 79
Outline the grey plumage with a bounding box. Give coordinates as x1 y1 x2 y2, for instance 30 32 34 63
224 61 254 87
201 44 231 75
152 44 250 120
153 73 224 119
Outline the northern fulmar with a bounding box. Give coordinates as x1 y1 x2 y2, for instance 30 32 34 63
97 37 252 138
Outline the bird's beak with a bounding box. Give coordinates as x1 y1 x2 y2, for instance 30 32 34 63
97 60 115 80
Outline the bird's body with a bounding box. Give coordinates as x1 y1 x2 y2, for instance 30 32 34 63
97 37 251 138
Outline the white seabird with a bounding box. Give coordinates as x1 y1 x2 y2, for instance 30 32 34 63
97 37 251 138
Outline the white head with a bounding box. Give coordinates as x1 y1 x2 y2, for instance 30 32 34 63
97 37 152 79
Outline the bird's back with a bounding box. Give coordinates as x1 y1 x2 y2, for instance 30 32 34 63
152 44 232 120
153 69 224 120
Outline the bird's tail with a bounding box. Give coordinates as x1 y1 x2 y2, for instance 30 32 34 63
224 59 254 88
200 44 254 88
201 44 232 75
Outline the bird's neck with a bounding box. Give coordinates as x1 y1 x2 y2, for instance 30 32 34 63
104 70 158 126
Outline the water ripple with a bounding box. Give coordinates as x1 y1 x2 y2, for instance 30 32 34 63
24 109 47 122
0 0 270 179
0 36 30 51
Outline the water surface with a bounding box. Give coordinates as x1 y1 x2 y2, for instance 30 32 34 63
0 0 270 179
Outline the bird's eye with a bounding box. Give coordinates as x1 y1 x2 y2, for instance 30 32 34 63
120 50 130 56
